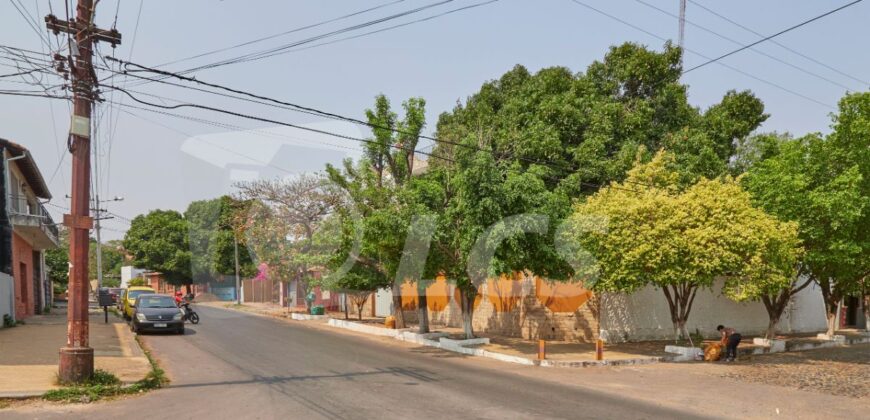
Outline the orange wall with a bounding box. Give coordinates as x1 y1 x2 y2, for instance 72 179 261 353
11 232 35 319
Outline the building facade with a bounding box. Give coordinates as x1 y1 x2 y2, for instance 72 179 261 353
1 139 59 325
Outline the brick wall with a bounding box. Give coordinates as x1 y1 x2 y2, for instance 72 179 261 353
365 273 600 342
11 232 34 319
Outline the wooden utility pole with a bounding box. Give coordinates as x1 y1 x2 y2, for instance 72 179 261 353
46 1 121 383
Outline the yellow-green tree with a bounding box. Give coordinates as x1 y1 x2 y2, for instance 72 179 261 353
571 151 801 340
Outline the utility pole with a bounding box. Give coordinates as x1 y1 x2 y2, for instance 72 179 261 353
92 196 123 289
234 235 241 305
678 0 687 51
46 1 121 383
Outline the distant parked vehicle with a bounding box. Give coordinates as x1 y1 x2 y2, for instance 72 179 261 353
122 286 156 320
131 294 185 335
108 287 124 304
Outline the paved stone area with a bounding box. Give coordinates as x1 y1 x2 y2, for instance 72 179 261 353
0 310 151 397
693 344 869 398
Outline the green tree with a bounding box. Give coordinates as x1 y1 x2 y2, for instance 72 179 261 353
45 227 69 292
89 239 125 283
743 93 870 335
432 42 766 192
128 277 147 287
236 173 340 313
185 196 256 284
327 94 428 329
123 210 192 291
571 151 800 341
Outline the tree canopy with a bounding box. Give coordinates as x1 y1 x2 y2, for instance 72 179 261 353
123 210 191 287
571 151 801 340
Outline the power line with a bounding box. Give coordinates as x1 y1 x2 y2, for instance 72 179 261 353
687 0 868 87
634 0 857 91
684 0 865 73
155 0 407 68
255 0 501 56
566 0 835 109
182 0 457 73
103 57 662 189
8 0 52 49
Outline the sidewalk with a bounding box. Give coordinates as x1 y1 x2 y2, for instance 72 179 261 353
0 308 151 398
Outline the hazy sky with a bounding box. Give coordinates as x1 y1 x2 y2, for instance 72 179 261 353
2 0 868 240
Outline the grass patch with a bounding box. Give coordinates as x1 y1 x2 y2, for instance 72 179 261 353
42 338 168 404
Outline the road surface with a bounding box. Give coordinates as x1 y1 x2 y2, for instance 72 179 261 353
8 305 869 419
5 305 706 419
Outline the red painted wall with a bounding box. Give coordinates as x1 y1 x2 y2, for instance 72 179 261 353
11 232 34 319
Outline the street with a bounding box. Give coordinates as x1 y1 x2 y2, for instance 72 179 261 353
7 305 868 419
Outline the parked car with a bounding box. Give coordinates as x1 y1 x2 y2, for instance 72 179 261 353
108 287 124 304
116 288 127 311
130 294 185 335
122 286 156 320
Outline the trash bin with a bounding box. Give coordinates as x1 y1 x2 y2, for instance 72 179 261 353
311 305 325 315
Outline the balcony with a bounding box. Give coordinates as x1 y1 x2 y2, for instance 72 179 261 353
9 203 59 250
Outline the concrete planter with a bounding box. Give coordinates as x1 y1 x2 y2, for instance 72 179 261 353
664 345 703 362
752 338 786 353
440 337 490 347
327 319 400 337
290 313 329 321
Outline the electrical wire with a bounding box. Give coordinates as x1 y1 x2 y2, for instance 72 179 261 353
566 0 836 109
687 0 869 87
634 0 857 91
683 0 865 73
155 0 408 68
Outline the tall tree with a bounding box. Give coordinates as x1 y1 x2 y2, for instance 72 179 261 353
123 210 192 291
236 173 340 312
433 42 766 192
328 94 427 329
185 196 256 284
744 93 870 335
572 151 800 340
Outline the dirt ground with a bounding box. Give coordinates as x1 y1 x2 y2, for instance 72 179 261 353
692 344 869 398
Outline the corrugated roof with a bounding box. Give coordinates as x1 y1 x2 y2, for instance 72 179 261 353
0 138 52 199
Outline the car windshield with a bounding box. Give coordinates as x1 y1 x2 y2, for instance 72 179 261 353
127 290 153 300
138 296 177 309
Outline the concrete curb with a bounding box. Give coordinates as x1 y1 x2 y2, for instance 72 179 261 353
290 313 329 321
326 319 660 368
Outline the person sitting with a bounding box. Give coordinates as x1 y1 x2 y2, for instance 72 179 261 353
717 325 742 362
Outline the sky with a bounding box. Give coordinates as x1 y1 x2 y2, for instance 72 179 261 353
1 0 868 241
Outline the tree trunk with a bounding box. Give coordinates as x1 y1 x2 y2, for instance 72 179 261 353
661 284 697 343
761 293 789 340
864 294 870 332
459 286 476 339
343 293 348 320
391 282 405 329
820 283 840 337
417 294 430 334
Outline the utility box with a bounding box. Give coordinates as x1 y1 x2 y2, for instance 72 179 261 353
97 288 113 307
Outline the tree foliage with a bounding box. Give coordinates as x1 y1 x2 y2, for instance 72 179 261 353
236 173 340 312
185 196 256 283
432 42 767 192
123 210 191 287
743 92 870 335
571 151 801 340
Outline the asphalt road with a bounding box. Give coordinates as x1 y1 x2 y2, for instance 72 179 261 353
5 304 711 419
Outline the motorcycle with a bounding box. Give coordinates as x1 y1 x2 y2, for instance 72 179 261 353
179 297 200 324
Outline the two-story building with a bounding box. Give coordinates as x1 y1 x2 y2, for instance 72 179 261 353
1 138 59 325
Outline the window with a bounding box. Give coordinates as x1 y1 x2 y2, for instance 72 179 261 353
9 172 20 213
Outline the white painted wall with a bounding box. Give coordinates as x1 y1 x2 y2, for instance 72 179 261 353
0 272 12 326
374 287 393 317
600 278 828 342
120 266 145 288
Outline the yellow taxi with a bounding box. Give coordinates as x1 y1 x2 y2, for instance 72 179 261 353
121 286 156 320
